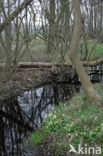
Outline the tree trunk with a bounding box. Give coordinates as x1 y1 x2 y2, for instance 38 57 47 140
81 17 88 61
47 0 55 53
69 0 101 101
94 1 97 35
47 0 55 54
89 0 93 38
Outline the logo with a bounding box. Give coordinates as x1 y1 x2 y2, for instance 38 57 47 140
69 144 101 155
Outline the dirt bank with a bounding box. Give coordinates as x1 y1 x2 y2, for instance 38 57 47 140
0 68 51 101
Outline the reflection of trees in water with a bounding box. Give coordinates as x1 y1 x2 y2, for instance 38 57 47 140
0 83 84 155
0 97 34 155
0 65 103 155
89 65 103 82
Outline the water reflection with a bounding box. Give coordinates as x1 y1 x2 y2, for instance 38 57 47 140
72 64 103 83
52 64 103 83
0 64 103 155
0 83 81 155
88 64 103 82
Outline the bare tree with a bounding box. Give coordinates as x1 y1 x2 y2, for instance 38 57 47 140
69 0 101 101
0 0 37 81
0 0 33 33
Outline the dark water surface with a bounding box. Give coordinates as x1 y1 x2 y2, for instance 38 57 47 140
0 64 103 155
0 83 81 156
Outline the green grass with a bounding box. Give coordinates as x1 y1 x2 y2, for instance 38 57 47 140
79 40 103 60
30 130 48 145
20 38 62 63
87 41 103 60
30 83 103 155
1 36 103 63
22 39 103 62
1 34 103 63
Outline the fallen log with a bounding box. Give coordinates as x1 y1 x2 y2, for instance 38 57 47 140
18 62 53 68
18 59 103 68
83 59 103 67
0 58 103 69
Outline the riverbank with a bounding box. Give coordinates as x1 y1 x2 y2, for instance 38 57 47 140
1 63 103 101
30 83 103 156
0 68 51 101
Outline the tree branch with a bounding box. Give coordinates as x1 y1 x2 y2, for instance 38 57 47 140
0 0 33 33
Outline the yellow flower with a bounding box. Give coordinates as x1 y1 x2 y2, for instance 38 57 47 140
90 131 93 135
101 123 103 127
53 115 56 119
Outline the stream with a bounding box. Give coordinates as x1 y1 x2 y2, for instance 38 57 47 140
0 64 103 155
